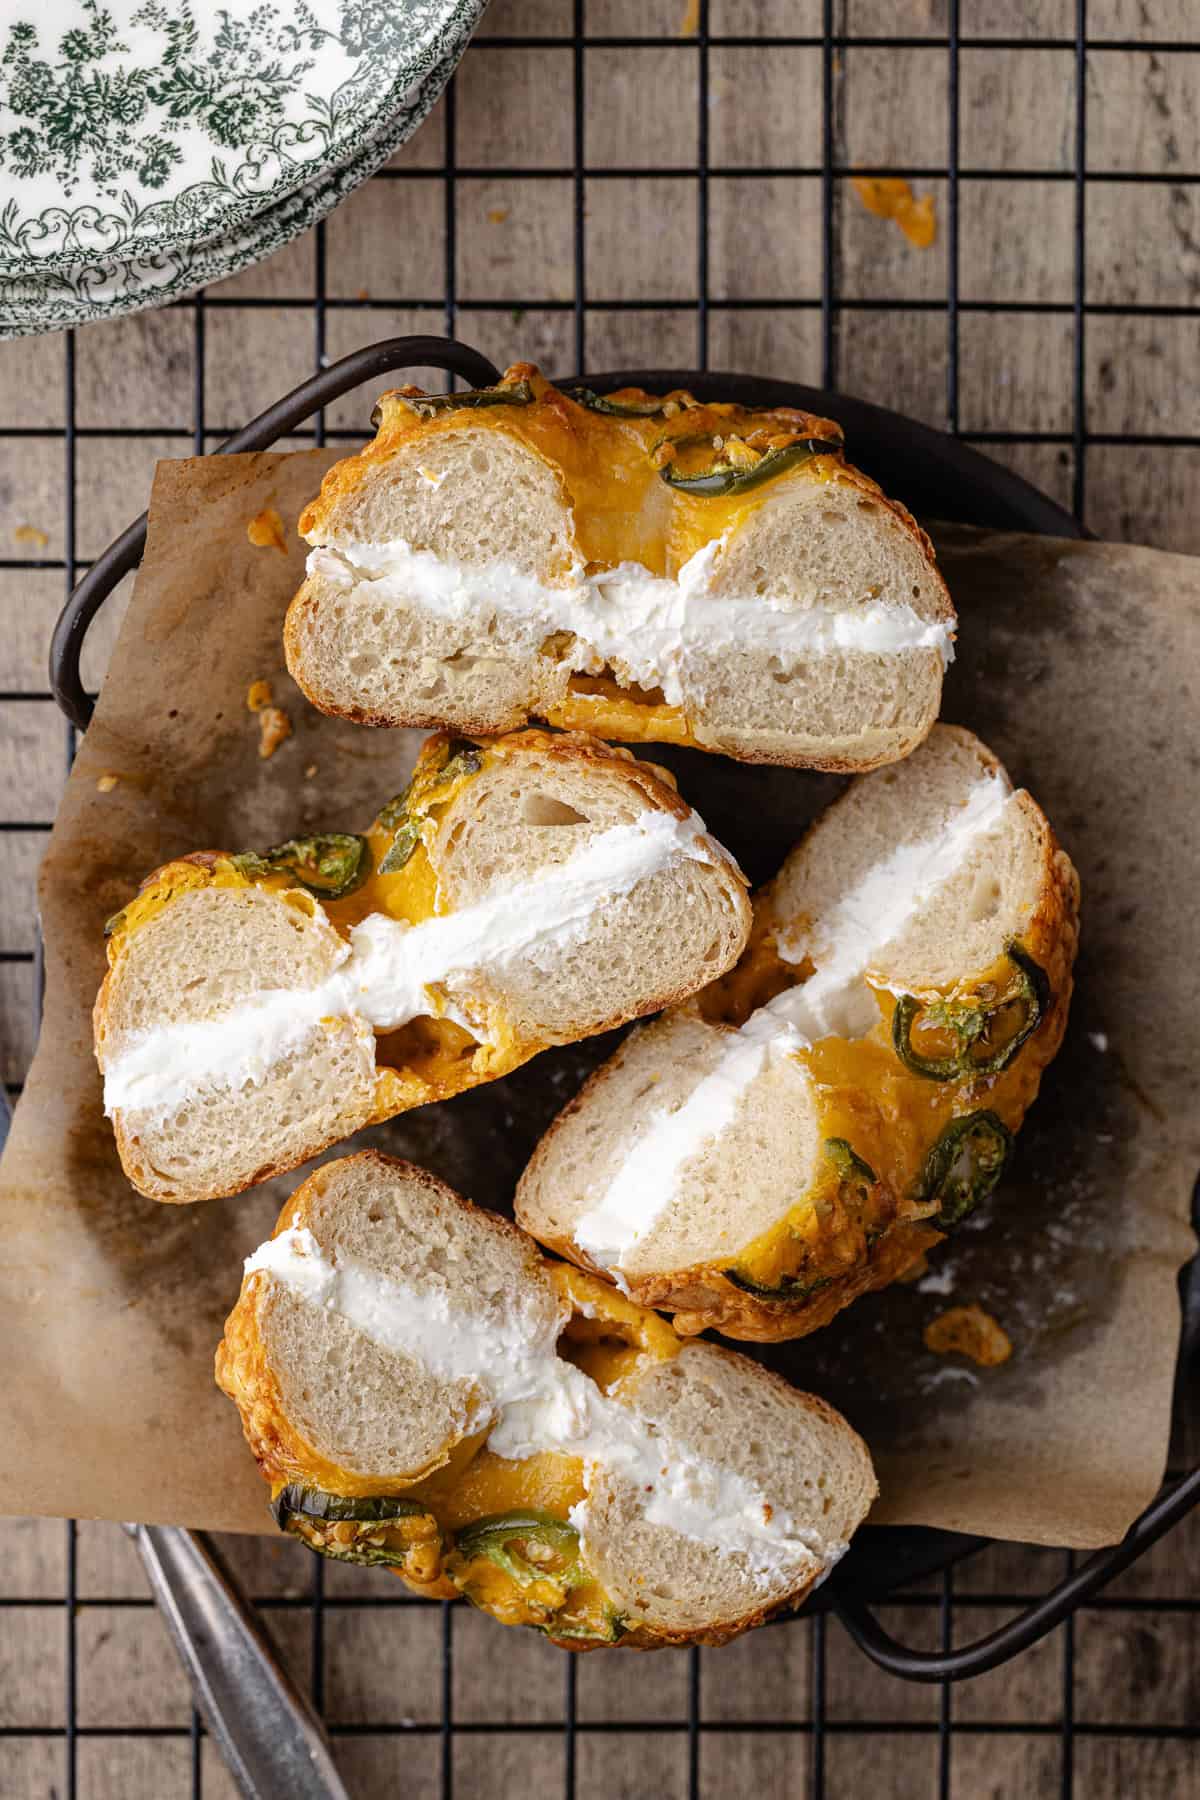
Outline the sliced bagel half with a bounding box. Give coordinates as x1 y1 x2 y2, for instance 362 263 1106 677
95 730 749 1204
216 1151 876 1648
285 364 955 770
516 725 1080 1341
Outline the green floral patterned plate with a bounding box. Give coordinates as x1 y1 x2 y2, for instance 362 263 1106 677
0 0 484 276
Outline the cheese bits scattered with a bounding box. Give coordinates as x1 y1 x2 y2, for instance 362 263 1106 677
923 1304 1012 1368
247 507 288 554
246 679 292 759
852 176 937 249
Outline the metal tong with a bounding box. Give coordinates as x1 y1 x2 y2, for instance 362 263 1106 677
123 1524 350 1800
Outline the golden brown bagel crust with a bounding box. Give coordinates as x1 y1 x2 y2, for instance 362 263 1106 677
95 729 749 1204
286 365 953 769
518 733 1081 1342
217 1152 876 1650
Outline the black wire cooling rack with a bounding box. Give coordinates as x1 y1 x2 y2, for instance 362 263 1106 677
5 5 1200 1797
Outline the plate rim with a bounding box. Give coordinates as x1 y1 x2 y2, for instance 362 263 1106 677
0 0 486 275
0 33 463 338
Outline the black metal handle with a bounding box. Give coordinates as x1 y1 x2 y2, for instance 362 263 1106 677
829 1464 1200 1681
48 335 503 732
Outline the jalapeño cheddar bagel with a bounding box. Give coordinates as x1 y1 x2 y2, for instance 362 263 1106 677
216 1153 876 1648
516 727 1080 1342
285 364 955 770
95 730 749 1203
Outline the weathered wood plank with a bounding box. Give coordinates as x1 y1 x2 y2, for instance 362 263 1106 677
696 1730 813 1800
700 1621 812 1721
959 179 1077 303
825 1607 941 1724
1088 0 1197 39
76 1738 193 1800
325 178 448 303
959 311 1076 433
839 306 950 429
0 435 68 560
2 1740 68 1799
709 177 822 299
460 49 575 168
576 1637 691 1721
0 833 46 957
1086 184 1200 308
1087 314 1200 435
1073 1604 1200 1727
1086 446 1200 551
0 1605 67 1726
75 1608 194 1727
951 1607 1064 1722
1073 1738 1200 1799
0 570 71 693
578 1732 692 1800
824 1731 940 1798
710 45 824 168
323 1603 446 1725
961 47 1076 169
453 1732 567 1799
588 176 699 300
587 47 699 168
947 1736 1064 1796
0 701 62 820
459 178 576 301
959 0 1073 34
74 313 196 433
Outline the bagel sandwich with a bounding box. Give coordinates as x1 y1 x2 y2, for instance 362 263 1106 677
95 730 749 1203
216 1152 877 1649
516 726 1080 1342
285 364 956 771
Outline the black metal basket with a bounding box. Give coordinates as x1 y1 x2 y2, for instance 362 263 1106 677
47 334 1200 1687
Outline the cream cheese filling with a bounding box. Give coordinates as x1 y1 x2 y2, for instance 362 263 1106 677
572 1009 806 1276
309 536 955 707
103 810 715 1120
247 1226 837 1589
571 772 1015 1273
770 769 1015 1039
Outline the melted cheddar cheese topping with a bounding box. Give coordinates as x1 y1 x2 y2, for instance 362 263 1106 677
256 1265 683 1643
543 678 700 748
699 920 1051 1296
323 365 855 746
103 732 571 1117
362 366 845 582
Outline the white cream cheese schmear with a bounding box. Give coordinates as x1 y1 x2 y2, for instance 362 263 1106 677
102 810 716 1120
569 772 1015 1273
246 1226 835 1589
100 969 373 1121
770 769 1015 1040
309 536 956 708
572 1010 806 1274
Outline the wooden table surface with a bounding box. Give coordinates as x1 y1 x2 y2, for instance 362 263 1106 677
1 3 1198 1796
